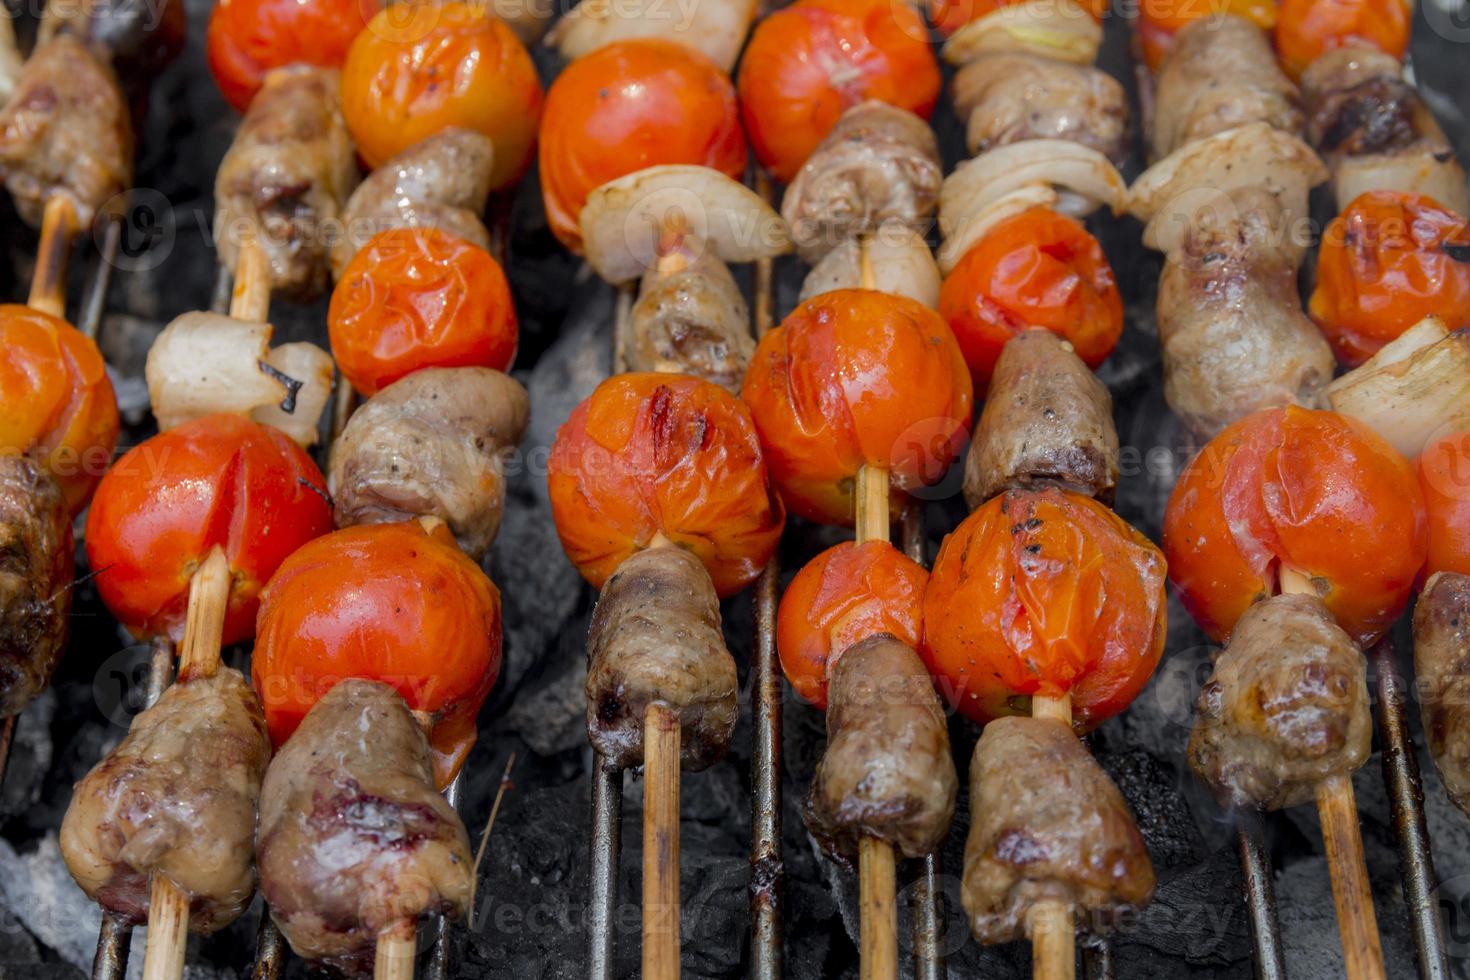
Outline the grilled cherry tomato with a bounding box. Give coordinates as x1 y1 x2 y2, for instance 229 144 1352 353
922 487 1167 729
1419 431 1470 579
1309 190 1470 367
741 289 973 526
929 0 1107 36
206 0 380 112
539 39 746 253
939 207 1123 389
1163 405 1425 645
777 540 928 710
737 0 940 182
0 305 119 514
85 413 332 646
253 519 501 787
548 373 784 597
1276 0 1410 80
1137 0 1277 71
341 1 543 187
328 227 517 395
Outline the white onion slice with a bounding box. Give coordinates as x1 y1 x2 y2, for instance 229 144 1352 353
546 0 755 72
943 0 1102 67
937 183 1059 274
146 312 286 432
800 226 941 309
252 342 334 448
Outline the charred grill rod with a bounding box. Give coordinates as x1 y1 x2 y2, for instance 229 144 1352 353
1236 810 1287 980
588 756 624 979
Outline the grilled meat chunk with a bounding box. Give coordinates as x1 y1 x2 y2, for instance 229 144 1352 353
39 0 187 90
1414 572 1470 817
330 367 530 560
782 101 942 264
585 546 737 771
257 679 473 974
60 668 270 932
805 634 957 862
952 52 1129 165
0 457 72 718
0 35 133 228
962 716 1155 943
965 330 1117 507
214 65 357 300
626 242 755 391
1189 592 1371 810
330 128 495 278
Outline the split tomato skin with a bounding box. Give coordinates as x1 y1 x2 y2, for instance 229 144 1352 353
1419 431 1470 579
207 0 380 112
740 289 974 526
547 373 785 598
922 487 1168 729
538 38 746 253
1275 0 1411 80
1163 405 1426 645
777 540 928 710
84 413 333 646
252 519 502 788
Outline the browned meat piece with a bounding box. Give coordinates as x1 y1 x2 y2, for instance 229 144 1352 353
964 330 1117 507
39 0 187 90
952 52 1129 166
0 457 71 719
0 35 133 228
585 546 737 771
804 634 956 862
59 668 270 932
257 679 472 974
781 100 942 263
330 128 495 278
962 716 1155 943
1414 572 1470 817
1189 592 1371 810
214 65 357 300
1155 186 1334 436
626 242 755 391
329 367 530 560
1150 15 1301 161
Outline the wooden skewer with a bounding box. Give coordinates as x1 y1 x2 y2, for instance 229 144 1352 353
28 196 78 318
1028 693 1076 980
375 920 417 980
230 238 272 322
1279 566 1386 980
639 528 683 980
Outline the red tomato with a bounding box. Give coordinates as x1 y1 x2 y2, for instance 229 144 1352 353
737 0 940 182
938 207 1123 389
1138 0 1278 70
922 487 1167 728
85 414 333 646
1309 190 1470 367
1163 405 1425 644
1420 431 1470 579
741 289 974 526
929 0 1107 36
253 519 501 787
538 39 746 253
776 540 928 710
206 0 380 112
328 227 518 395
1276 0 1410 80
547 373 784 597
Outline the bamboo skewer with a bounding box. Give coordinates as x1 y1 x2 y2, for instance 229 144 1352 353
1028 693 1076 980
375 921 417 980
643 700 682 978
28 196 79 318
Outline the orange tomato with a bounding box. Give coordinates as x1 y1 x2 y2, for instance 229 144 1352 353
938 208 1121 390
1137 0 1278 71
1419 431 1470 579
929 0 1107 36
547 373 784 597
922 487 1167 728
737 0 940 182
207 0 380 112
776 540 928 710
1309 190 1470 367
0 304 119 514
85 414 333 646
341 1 544 187
1163 405 1425 645
253 519 501 787
538 39 746 253
741 289 974 526
1276 0 1410 80
328 227 518 395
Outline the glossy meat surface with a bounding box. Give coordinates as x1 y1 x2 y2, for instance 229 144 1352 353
1414 572 1470 817
0 457 72 719
626 243 754 391
952 52 1128 165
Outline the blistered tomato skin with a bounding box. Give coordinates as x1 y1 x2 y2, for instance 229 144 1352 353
547 373 784 598
938 207 1123 389
1309 191 1470 367
737 0 939 182
777 540 928 710
740 289 974 526
0 304 119 514
922 487 1168 729
252 519 502 788
84 414 333 646
1163 405 1426 645
1275 0 1411 80
1137 0 1277 70
1420 432 1470 579
207 0 380 112
539 39 746 253
328 228 518 395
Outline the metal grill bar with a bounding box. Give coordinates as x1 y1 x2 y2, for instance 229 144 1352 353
588 758 624 979
249 912 286 980
426 775 465 980
1236 810 1287 980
